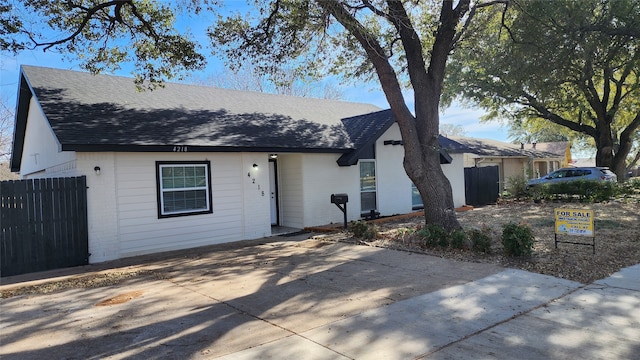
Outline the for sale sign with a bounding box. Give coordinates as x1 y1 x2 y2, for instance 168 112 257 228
554 208 594 236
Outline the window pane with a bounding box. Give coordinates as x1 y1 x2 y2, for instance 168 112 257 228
361 192 376 212
174 177 185 188
163 178 174 189
360 162 376 191
411 183 423 207
158 163 211 216
163 190 207 213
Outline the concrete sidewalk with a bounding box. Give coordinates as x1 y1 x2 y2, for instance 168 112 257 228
1 237 638 359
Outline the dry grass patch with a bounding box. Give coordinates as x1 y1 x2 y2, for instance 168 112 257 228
350 200 640 284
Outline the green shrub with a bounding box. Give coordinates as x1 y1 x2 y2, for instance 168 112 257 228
416 224 449 248
534 180 617 202
416 228 435 248
505 175 528 199
348 220 378 239
501 222 535 257
615 178 640 199
469 228 492 253
449 229 468 250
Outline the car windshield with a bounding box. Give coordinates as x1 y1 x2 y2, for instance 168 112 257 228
549 170 567 178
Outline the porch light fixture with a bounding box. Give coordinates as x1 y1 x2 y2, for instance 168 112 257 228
269 154 278 159
94 166 101 175
252 163 259 169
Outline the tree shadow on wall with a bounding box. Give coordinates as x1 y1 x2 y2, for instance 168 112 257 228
34 87 353 150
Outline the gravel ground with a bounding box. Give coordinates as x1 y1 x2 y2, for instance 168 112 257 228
346 199 640 284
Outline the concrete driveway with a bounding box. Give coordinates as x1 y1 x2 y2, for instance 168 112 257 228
1 235 638 359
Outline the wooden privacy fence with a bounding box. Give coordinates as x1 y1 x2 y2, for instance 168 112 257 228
464 166 500 207
1 176 89 277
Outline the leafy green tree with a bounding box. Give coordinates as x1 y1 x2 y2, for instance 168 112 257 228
1 0 205 87
447 0 640 181
2 0 505 230
507 118 570 144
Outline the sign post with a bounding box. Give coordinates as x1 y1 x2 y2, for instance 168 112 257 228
554 208 595 254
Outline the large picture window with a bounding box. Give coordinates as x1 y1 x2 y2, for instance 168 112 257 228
156 161 212 218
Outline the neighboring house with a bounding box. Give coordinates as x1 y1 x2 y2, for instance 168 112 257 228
10 65 464 263
442 137 563 192
0 162 19 180
523 142 572 176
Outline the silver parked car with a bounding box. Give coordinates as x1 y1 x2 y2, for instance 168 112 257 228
526 167 617 188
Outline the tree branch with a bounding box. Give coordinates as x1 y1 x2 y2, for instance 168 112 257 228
27 0 132 51
609 48 640 118
523 94 597 138
617 111 640 162
452 0 508 48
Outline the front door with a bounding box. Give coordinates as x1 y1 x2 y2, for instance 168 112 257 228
269 160 279 225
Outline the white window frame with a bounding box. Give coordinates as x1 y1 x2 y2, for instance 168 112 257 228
156 161 212 218
359 160 377 214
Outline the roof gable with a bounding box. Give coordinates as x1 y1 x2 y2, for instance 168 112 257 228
337 109 396 166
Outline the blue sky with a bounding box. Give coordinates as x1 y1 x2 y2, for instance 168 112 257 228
0 4 509 143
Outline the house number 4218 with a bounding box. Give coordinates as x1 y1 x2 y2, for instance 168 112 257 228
173 146 188 152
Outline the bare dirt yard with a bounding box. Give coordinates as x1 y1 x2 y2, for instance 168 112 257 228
345 200 640 284
2 199 638 299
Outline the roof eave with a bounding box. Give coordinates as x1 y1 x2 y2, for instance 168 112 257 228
337 114 396 166
61 143 353 154
9 70 33 173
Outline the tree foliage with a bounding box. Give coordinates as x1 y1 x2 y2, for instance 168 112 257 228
447 0 640 180
507 118 570 144
2 0 206 87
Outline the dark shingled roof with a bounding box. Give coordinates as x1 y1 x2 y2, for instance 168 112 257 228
338 109 396 166
445 136 561 158
12 66 382 171
20 65 381 149
338 110 454 166
10 66 468 171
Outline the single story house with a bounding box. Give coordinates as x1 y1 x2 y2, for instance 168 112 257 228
443 136 563 192
522 142 572 176
10 65 464 263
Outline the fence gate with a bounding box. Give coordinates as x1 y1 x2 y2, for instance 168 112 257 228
464 166 500 207
1 176 89 277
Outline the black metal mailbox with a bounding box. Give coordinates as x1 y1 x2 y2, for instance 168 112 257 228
331 193 349 229
331 193 349 205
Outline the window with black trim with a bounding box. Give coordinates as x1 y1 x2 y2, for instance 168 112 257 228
360 160 377 213
156 161 212 218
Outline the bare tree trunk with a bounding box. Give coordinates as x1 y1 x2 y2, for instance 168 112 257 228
595 112 640 181
322 0 464 231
